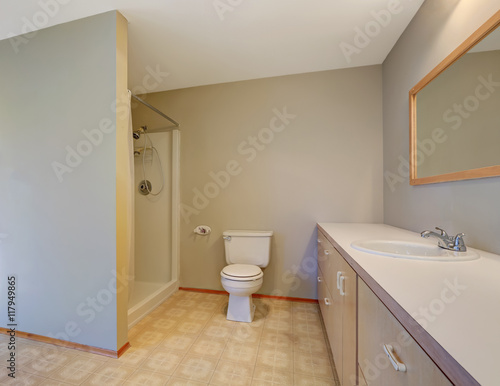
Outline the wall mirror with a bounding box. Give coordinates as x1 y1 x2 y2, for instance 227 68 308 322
409 10 500 185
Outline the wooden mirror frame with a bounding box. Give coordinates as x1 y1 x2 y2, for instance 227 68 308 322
409 10 500 185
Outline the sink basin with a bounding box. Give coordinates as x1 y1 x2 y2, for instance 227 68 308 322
351 240 480 261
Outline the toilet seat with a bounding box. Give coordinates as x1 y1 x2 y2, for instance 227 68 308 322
221 264 263 281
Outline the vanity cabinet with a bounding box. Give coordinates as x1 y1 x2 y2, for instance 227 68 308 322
317 229 357 386
357 280 452 386
317 223 482 385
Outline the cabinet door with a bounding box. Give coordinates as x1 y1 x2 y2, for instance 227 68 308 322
330 247 344 382
340 257 357 386
318 230 336 294
358 280 452 386
317 230 332 287
317 266 332 337
358 365 368 386
317 229 357 386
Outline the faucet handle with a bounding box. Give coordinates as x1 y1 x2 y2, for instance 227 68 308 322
435 227 448 237
453 233 467 251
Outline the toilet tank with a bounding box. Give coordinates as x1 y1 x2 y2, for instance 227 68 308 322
223 230 273 267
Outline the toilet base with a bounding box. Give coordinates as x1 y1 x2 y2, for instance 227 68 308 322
226 294 256 323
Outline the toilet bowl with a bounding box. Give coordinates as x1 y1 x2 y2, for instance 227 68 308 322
221 264 263 322
220 230 273 323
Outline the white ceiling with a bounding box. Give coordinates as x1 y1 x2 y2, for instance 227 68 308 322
1 0 424 92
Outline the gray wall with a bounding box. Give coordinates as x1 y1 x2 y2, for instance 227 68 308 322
383 0 500 253
144 66 384 299
0 12 124 350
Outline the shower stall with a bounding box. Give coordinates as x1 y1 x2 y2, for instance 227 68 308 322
127 94 180 328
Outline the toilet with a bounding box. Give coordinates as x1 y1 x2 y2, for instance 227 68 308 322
220 230 273 322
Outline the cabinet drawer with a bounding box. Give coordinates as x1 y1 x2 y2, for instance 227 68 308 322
358 280 451 386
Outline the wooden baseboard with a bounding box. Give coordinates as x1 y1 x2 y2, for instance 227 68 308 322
0 328 130 358
116 342 131 358
179 287 318 304
253 293 318 303
179 287 226 295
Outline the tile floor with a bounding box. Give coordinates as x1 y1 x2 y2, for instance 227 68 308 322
0 290 340 385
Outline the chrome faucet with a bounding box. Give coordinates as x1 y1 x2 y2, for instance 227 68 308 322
420 227 467 252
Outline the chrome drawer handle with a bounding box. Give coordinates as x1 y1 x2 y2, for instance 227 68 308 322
383 344 407 372
317 276 322 283
336 271 342 289
339 275 345 296
324 298 331 306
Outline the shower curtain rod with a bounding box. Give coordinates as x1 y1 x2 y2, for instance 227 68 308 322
130 93 180 128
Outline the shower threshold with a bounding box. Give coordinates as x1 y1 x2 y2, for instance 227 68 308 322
128 279 178 329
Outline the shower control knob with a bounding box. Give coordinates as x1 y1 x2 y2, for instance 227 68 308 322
194 225 212 235
138 180 152 196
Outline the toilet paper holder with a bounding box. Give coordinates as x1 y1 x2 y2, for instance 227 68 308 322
194 225 211 235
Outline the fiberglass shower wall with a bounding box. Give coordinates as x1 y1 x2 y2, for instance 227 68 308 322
134 131 173 284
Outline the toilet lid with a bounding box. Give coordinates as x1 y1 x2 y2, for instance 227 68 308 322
221 264 262 279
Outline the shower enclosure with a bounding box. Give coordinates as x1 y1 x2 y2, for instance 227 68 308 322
128 94 180 328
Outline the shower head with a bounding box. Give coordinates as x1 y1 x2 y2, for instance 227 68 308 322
132 126 148 140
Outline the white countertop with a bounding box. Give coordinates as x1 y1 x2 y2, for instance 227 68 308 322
318 223 500 386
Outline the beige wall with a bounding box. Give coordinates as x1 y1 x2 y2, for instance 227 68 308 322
143 66 383 299
383 1 500 253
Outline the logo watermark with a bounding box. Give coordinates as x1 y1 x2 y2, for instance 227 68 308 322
47 267 130 342
7 0 72 54
357 276 467 384
340 0 405 64
385 73 500 192
180 106 297 224
51 65 169 182
213 0 245 21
